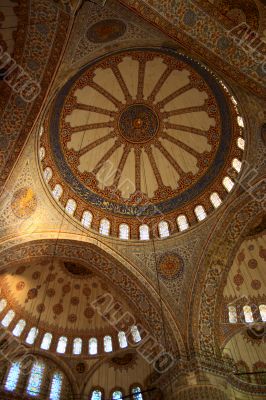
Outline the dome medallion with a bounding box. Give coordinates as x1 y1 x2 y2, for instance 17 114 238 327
40 48 243 238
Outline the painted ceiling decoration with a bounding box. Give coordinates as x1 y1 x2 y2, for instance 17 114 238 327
41 47 243 238
0 0 19 55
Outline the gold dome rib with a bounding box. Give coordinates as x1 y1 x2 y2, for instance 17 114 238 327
75 103 116 117
164 123 208 137
111 64 131 102
156 82 193 109
92 141 120 175
89 81 122 108
147 65 172 102
162 105 206 118
112 146 131 188
136 59 146 101
163 132 200 158
154 141 184 176
71 121 114 133
78 133 115 157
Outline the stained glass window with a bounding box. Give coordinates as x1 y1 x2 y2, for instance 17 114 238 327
56 336 67 354
12 319 26 337
158 221 170 238
118 331 128 348
1 310 15 327
26 327 39 345
99 219 110 236
210 192 222 209
73 338 82 355
131 325 141 343
119 224 130 240
5 361 21 391
43 167 52 182
237 137 245 150
91 390 102 400
228 306 237 323
103 335 112 352
232 158 242 173
259 305 266 322
222 176 234 192
132 387 143 400
243 305 254 323
49 372 63 400
52 184 63 200
81 211 92 229
27 362 44 396
139 224 149 240
40 333 52 350
0 298 7 312
112 390 123 399
65 199 76 216
194 205 207 221
89 338 98 355
177 215 189 231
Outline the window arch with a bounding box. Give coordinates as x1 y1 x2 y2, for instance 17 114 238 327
43 167 52 182
112 390 123 399
210 192 222 209
49 371 63 400
0 298 7 313
39 147 45 161
5 361 21 391
194 205 207 221
228 306 237 323
237 137 245 150
91 389 102 400
26 327 39 345
158 221 170 238
223 176 234 192
1 309 15 327
259 305 266 322
131 325 141 343
40 332 52 350
232 158 242 173
65 199 76 216
26 361 45 396
119 223 130 240
89 338 98 355
12 319 26 337
52 184 63 200
104 335 112 352
81 211 92 229
139 224 149 240
243 305 254 323
56 336 67 354
132 386 143 400
99 219 110 236
177 215 189 231
118 331 128 349
73 338 82 355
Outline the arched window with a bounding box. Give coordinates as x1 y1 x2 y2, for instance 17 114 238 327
39 126 44 137
158 221 170 238
259 305 266 322
39 147 45 161
0 298 7 312
243 305 254 323
56 336 67 354
89 338 98 355
73 338 82 355
26 327 39 345
131 325 141 343
49 371 63 400
43 167 52 182
118 331 128 349
194 205 207 221
1 309 15 327
91 390 102 400
81 211 92 229
237 137 245 150
104 335 112 352
12 319 26 337
132 386 143 400
5 361 21 391
52 184 63 200
210 192 222 209
40 332 52 350
222 176 234 192
119 224 130 240
228 306 237 323
112 390 123 399
177 215 189 231
65 199 76 215
99 219 110 236
237 116 244 128
139 224 149 240
232 158 242 173
26 362 45 396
